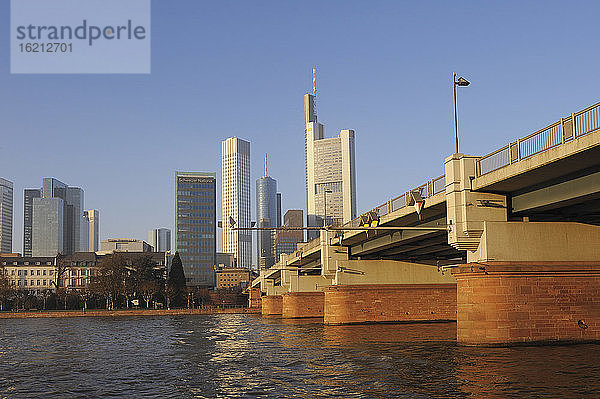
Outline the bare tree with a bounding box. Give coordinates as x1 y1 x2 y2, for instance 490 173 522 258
0 266 13 311
89 253 127 309
51 253 70 309
132 254 161 308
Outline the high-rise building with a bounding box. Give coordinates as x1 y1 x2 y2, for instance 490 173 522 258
284 209 303 231
304 71 357 240
148 228 171 252
221 137 251 268
216 252 234 269
274 209 304 262
85 210 99 252
100 238 153 253
256 160 278 269
32 197 64 256
28 178 85 256
276 193 282 227
64 186 84 255
80 212 89 252
23 189 41 256
0 178 13 253
175 171 216 286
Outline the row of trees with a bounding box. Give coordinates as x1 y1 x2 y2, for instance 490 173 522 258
0 252 188 311
86 252 188 309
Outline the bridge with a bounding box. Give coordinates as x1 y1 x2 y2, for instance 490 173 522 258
251 100 600 346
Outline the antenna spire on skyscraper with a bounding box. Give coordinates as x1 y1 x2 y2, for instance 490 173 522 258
313 66 316 97
312 66 317 118
264 153 268 177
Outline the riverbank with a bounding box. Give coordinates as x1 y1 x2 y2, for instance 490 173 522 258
0 307 261 319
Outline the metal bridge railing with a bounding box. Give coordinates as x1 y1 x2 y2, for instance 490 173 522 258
518 121 562 160
477 101 600 176
431 175 446 195
343 174 446 229
575 102 600 137
391 194 406 212
337 101 600 233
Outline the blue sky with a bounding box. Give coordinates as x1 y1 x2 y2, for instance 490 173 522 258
2 1 600 260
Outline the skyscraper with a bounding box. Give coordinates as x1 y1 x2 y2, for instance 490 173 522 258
221 137 251 268
276 193 282 227
256 156 278 269
32 197 64 256
23 189 41 256
28 177 84 256
274 209 304 262
0 178 13 253
148 228 171 252
304 70 357 239
86 210 100 252
80 211 89 252
175 171 216 286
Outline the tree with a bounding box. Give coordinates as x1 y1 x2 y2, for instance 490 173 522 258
132 254 161 308
122 267 136 309
0 266 12 311
89 253 127 309
167 252 186 308
52 253 71 309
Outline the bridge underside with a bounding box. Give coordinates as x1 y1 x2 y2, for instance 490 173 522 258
342 202 465 265
509 166 600 226
477 135 600 226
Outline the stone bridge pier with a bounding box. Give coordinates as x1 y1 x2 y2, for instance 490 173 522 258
446 153 600 345
317 231 457 324
323 259 457 325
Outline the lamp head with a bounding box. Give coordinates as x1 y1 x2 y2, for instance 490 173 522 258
456 77 470 87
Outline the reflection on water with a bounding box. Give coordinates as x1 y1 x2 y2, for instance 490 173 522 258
1 315 599 398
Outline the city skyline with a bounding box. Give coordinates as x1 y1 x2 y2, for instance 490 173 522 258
1 2 599 396
2 1 600 258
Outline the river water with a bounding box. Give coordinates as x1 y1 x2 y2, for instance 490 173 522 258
1 315 599 398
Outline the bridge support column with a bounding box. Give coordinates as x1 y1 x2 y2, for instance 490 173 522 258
324 283 456 325
323 260 457 325
248 287 262 309
454 221 600 345
282 291 325 318
454 262 600 346
261 295 283 316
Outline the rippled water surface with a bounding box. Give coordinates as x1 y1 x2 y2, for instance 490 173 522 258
1 315 599 398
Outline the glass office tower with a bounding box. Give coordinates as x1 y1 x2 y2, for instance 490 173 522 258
32 197 64 256
27 177 84 256
23 189 41 256
148 228 171 252
256 175 278 269
0 178 13 253
175 172 216 287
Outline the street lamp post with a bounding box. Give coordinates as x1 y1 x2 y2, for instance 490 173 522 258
323 189 333 227
453 72 470 154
